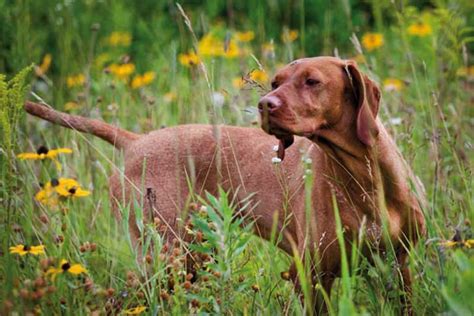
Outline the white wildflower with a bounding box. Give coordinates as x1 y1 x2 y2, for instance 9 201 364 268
271 157 282 164
211 92 225 107
389 117 402 125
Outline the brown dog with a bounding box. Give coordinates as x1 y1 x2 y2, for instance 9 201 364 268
24 56 425 312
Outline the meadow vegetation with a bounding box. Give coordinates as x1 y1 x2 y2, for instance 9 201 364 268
0 0 473 314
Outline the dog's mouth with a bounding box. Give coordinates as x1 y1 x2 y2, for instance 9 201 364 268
276 134 294 160
261 118 295 160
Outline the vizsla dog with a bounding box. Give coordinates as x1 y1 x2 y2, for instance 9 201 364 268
24 56 425 313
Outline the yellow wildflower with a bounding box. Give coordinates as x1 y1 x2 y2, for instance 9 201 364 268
52 177 89 197
163 92 177 103
439 240 458 248
464 239 474 248
250 69 268 83
198 33 240 58
439 239 474 249
223 39 240 58
232 77 246 89
106 31 132 46
383 78 404 92
17 146 72 171
35 183 58 207
178 51 200 67
46 259 87 280
64 101 82 111
66 74 86 88
9 244 45 256
198 33 223 57
282 29 298 43
55 182 91 198
131 71 156 89
407 22 432 37
108 63 135 80
35 178 90 206
17 146 72 160
456 66 474 78
361 32 384 51
235 31 255 42
124 306 147 315
35 54 52 77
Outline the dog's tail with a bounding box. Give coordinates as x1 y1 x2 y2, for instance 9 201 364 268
25 101 140 150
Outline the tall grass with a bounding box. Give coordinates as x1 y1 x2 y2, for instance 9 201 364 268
0 0 473 315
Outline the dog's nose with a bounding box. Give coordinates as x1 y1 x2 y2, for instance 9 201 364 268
258 96 282 113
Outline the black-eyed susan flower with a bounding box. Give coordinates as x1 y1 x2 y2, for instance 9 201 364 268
54 178 90 198
439 239 474 249
383 78 404 92
17 146 72 160
361 32 384 51
131 71 156 89
222 39 240 58
46 259 87 280
250 69 269 84
235 31 255 42
124 306 147 315
17 146 72 171
106 31 132 47
407 22 432 37
198 33 222 57
35 181 58 207
456 66 474 78
178 51 200 67
196 33 240 58
282 29 298 43
232 77 246 89
35 54 52 77
9 244 45 256
35 178 90 206
66 74 86 88
64 101 82 111
107 63 135 80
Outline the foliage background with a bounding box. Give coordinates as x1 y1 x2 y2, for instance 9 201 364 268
0 0 473 315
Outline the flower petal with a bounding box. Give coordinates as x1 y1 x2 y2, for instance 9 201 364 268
17 153 41 160
74 188 91 197
124 306 147 315
55 148 73 154
9 245 28 256
30 245 46 255
46 267 62 280
68 264 87 275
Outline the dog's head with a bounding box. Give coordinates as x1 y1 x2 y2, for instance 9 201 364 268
259 57 380 159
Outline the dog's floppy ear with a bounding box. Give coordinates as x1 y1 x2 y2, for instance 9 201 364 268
345 61 380 146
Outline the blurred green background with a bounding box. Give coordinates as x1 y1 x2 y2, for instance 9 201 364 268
1 0 473 315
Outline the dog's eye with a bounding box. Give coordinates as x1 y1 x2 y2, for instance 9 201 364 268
305 78 320 86
271 81 279 90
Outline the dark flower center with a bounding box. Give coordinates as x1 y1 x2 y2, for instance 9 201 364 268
36 146 49 155
61 262 71 271
51 178 60 187
68 187 77 195
23 245 30 251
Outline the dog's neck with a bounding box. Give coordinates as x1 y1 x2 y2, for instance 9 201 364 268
310 120 415 219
